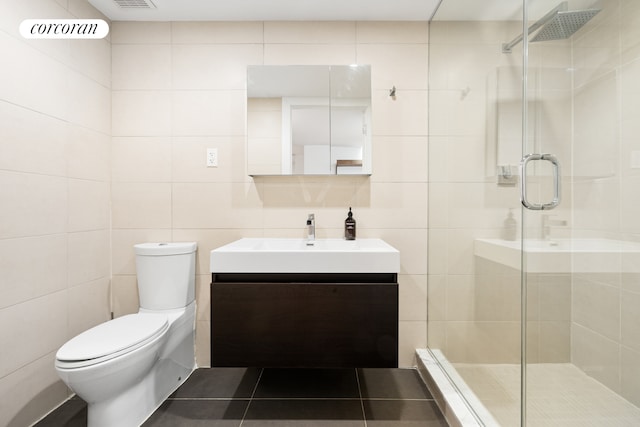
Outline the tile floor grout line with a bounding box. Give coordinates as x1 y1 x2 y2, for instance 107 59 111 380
354 368 368 427
238 367 264 427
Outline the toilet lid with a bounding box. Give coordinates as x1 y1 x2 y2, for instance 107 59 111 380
56 314 168 366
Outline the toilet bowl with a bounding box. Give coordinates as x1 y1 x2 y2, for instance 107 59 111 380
55 242 197 427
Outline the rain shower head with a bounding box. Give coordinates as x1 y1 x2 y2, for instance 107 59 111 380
530 8 600 42
502 1 601 53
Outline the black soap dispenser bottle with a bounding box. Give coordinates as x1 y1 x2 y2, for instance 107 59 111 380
345 207 356 240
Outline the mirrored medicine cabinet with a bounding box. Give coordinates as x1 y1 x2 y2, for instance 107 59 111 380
246 65 372 176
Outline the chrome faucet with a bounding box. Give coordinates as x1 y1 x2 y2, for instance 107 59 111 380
306 213 315 245
542 214 567 240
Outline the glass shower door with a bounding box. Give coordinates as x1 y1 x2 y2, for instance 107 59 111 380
426 1 526 425
522 0 640 425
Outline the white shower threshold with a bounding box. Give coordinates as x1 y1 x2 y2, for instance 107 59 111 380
416 348 500 427
417 348 640 426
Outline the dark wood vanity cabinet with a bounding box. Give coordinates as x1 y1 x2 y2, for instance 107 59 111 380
210 273 398 368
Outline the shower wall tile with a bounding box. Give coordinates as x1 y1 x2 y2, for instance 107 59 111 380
427 275 446 321
437 183 519 230
573 276 620 342
572 323 621 394
621 346 640 407
538 321 570 362
537 274 571 322
573 73 618 178
428 43 503 91
621 176 640 235
572 177 620 232
445 321 520 364
427 90 485 137
621 59 640 170
621 0 640 63
444 275 475 321
621 290 640 352
573 2 621 89
475 269 521 322
428 136 490 183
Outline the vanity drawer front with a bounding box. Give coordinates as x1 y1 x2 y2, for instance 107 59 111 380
211 276 398 368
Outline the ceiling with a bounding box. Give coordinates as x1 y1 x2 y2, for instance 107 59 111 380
88 0 598 23
88 0 442 21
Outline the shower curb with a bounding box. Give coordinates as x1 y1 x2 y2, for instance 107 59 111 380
416 349 499 427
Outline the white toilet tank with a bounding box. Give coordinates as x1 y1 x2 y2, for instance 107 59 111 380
134 242 197 310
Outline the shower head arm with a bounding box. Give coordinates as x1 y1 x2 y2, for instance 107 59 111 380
502 1 568 53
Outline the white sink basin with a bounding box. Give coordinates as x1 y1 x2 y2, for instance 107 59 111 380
210 238 400 274
475 238 640 273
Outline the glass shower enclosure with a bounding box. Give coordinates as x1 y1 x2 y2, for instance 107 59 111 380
426 0 640 425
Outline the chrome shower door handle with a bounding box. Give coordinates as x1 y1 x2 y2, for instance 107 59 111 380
519 153 561 210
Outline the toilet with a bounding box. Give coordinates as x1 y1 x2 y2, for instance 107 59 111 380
55 242 198 427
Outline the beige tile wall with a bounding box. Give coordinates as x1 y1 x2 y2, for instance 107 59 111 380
110 21 429 368
0 0 111 426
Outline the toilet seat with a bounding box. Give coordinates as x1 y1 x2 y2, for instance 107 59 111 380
56 314 169 369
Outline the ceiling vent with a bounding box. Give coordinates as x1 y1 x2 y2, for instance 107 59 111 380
112 0 156 9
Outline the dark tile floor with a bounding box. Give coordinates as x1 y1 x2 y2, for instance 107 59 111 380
36 368 449 426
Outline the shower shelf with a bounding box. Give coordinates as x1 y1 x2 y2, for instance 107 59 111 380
474 238 640 273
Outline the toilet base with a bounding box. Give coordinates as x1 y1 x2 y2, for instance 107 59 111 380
87 359 194 427
86 303 196 427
